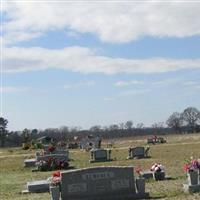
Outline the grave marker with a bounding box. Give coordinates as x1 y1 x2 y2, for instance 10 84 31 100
50 166 149 200
89 149 112 163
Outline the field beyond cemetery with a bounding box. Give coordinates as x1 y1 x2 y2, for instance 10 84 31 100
1 134 200 200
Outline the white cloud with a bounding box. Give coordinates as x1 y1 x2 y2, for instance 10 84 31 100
0 86 29 93
64 81 95 90
152 78 181 86
3 1 200 44
3 46 200 74
115 80 144 87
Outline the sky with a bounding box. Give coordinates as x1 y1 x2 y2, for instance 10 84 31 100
1 0 200 131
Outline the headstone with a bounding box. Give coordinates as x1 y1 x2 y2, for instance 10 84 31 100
51 166 149 200
89 149 112 163
36 154 69 162
24 158 36 167
43 149 69 156
147 138 155 144
27 180 49 193
128 147 145 159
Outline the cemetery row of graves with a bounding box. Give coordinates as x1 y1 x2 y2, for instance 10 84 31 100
1 134 200 199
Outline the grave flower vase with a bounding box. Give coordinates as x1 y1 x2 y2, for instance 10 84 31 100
136 178 145 194
50 186 60 200
198 170 200 185
154 171 165 181
188 170 198 185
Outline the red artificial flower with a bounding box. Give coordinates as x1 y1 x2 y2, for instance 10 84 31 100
48 145 56 152
135 166 142 175
53 171 61 177
184 164 190 172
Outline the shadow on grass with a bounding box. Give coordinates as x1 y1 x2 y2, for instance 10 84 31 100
148 195 167 199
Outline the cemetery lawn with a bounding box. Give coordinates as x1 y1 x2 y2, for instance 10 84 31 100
1 134 200 200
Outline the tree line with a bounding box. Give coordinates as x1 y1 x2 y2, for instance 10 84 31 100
0 106 200 147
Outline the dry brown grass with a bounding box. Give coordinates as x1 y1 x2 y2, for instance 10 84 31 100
1 133 200 199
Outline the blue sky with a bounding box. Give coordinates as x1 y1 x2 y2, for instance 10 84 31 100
2 1 200 130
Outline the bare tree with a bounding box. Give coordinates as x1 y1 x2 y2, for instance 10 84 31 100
136 123 144 129
166 112 183 133
125 120 133 130
90 125 101 132
0 117 8 147
119 123 125 130
109 124 119 131
181 107 200 133
152 122 165 134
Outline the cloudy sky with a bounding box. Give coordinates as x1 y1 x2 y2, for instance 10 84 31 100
1 0 200 130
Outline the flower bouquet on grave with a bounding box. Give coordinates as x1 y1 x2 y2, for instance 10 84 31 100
150 163 165 181
48 171 61 199
58 160 69 170
135 166 143 178
184 158 200 185
48 144 56 153
49 171 61 186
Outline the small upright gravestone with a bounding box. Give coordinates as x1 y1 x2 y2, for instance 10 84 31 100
183 170 200 193
24 158 36 168
128 147 150 159
89 148 112 163
128 147 144 159
50 166 149 200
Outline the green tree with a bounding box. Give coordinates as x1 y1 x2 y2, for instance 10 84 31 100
21 128 31 143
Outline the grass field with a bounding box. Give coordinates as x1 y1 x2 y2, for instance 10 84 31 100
1 134 200 200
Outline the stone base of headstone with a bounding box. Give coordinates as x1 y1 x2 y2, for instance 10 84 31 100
127 156 145 160
24 159 36 167
51 192 149 200
183 184 200 193
141 171 153 179
89 159 113 163
26 180 50 193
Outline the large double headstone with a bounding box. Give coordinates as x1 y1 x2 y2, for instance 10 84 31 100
50 166 149 200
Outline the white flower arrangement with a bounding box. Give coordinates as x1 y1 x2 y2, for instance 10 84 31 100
150 163 165 173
